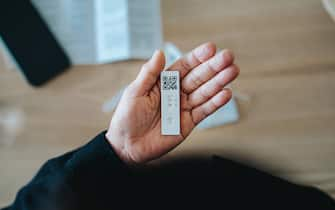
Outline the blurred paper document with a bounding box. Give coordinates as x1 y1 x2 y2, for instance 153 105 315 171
197 98 239 129
31 0 163 64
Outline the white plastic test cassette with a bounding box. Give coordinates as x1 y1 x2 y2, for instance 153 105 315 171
161 71 180 135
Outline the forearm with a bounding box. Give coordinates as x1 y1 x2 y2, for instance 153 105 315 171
3 132 129 210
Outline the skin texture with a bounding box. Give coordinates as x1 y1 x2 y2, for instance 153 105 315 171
106 42 239 165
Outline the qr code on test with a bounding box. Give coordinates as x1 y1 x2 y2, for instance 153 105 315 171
162 76 178 90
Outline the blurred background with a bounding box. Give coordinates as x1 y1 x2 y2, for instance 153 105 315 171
1 0 335 206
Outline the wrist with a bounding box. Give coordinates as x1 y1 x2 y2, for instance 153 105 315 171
105 131 137 166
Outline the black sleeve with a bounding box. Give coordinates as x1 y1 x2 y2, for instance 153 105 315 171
2 131 130 210
2 132 334 210
210 156 335 209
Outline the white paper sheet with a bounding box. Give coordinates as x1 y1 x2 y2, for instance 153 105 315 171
31 0 163 65
31 0 97 64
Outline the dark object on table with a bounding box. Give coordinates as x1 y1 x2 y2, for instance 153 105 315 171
0 0 70 86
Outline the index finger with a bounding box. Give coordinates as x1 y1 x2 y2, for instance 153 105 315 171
166 42 216 78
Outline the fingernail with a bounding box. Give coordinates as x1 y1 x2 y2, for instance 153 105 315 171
225 86 232 91
222 49 234 61
149 50 158 63
152 50 160 58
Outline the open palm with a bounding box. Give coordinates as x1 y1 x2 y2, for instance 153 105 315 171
106 43 239 164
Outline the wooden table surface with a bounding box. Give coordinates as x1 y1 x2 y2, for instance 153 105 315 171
1 0 335 206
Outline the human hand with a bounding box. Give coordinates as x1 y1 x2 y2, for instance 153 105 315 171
106 43 239 165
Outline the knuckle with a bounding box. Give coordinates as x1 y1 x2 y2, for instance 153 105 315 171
210 98 220 109
199 88 210 100
190 50 202 64
202 106 211 116
206 61 218 74
191 72 203 87
180 58 192 70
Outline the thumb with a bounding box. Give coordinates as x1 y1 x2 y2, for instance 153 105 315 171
134 50 165 96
